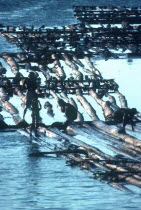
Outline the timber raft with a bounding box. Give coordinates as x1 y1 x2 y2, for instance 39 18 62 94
0 6 141 192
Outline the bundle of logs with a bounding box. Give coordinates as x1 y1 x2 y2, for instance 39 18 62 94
0 6 141 192
1 6 141 58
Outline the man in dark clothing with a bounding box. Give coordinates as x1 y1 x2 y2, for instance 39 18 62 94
113 108 138 131
58 99 77 128
30 94 42 137
23 72 38 119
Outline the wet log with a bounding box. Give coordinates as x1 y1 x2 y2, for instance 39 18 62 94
56 65 66 79
67 124 141 160
82 68 98 79
119 144 141 158
3 54 19 74
84 56 94 69
76 94 99 121
14 87 25 102
50 90 59 100
89 89 114 120
66 154 111 182
116 90 128 108
107 93 119 111
62 54 79 70
0 87 9 101
2 33 15 40
51 54 66 79
38 126 59 138
90 89 141 132
60 91 70 101
107 144 140 160
82 123 141 154
0 87 18 115
0 99 18 115
66 152 132 191
62 54 72 68
12 115 22 125
84 56 102 78
72 55 84 68
47 127 141 188
49 127 114 160
62 54 84 81
93 120 141 147
37 126 111 170
76 94 141 147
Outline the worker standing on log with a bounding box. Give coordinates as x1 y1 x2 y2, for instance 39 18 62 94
113 108 138 132
30 94 42 137
23 72 38 119
58 99 77 129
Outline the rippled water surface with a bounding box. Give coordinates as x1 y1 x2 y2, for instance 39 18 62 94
1 133 141 210
1 0 141 209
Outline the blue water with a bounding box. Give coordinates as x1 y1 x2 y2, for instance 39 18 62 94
1 0 141 209
0 0 141 27
1 132 141 210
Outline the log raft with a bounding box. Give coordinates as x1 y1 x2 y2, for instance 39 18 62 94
1 8 141 191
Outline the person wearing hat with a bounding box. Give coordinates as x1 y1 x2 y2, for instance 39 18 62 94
113 107 138 132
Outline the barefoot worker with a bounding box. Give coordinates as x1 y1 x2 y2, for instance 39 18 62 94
23 72 38 119
30 94 42 137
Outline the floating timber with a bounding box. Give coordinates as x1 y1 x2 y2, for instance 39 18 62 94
0 6 141 193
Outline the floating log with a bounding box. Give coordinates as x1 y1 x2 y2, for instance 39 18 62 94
76 93 141 147
45 127 141 188
72 55 84 67
82 122 141 154
0 100 18 115
3 54 19 74
89 89 114 121
116 90 128 108
107 93 119 111
1 18 141 191
0 87 9 101
0 87 18 115
14 87 25 102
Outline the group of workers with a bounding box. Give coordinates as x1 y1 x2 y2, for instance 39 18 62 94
0 70 140 136
22 97 140 136
0 88 139 136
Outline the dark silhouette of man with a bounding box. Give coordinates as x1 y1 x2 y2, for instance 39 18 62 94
58 99 77 129
113 108 138 131
23 72 38 119
30 94 42 137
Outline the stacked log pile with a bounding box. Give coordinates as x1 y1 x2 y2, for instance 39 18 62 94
0 6 141 192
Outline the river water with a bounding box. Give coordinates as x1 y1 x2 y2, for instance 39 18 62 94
0 0 141 209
